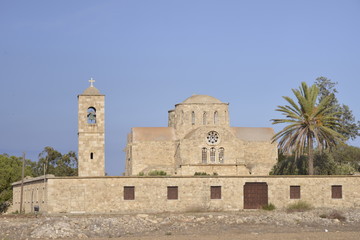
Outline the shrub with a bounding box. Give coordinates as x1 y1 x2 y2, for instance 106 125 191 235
194 172 209 176
0 201 10 214
287 201 312 212
320 211 346 221
12 210 19 214
148 170 167 176
262 203 276 211
328 211 346 221
138 172 145 176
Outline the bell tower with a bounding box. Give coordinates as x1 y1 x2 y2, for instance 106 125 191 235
78 78 105 176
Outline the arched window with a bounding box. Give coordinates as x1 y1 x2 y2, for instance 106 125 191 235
203 112 207 125
202 148 207 163
192 111 195 125
210 147 216 163
87 107 96 124
219 147 224 163
90 152 94 159
214 111 218 124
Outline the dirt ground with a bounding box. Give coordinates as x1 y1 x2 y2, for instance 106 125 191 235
118 232 360 240
90 224 360 240
2 209 360 240
58 221 360 240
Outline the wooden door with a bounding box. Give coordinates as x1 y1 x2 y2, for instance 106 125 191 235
244 182 268 209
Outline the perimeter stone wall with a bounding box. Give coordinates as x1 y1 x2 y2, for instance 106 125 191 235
12 176 360 214
11 176 49 213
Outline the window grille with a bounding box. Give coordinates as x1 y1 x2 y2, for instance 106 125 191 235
219 147 224 163
211 186 221 199
332 185 342 199
210 147 216 162
290 186 300 199
167 186 178 200
202 148 207 163
124 186 135 200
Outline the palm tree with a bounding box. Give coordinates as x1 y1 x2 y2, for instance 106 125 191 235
271 82 345 175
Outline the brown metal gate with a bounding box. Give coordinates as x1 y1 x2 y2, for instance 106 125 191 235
243 182 268 209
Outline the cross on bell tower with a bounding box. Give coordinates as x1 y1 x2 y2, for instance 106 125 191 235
78 79 105 177
89 77 95 87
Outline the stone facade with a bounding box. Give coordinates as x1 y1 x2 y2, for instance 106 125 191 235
12 175 360 214
78 85 105 177
10 175 49 213
12 84 360 215
126 95 278 176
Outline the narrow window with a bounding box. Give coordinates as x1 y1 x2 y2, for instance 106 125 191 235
290 186 300 199
211 186 221 199
214 111 218 124
87 107 96 124
210 147 216 163
124 186 135 200
203 112 207 125
219 147 224 163
202 148 207 163
90 152 94 159
167 186 178 200
332 185 342 199
192 111 195 125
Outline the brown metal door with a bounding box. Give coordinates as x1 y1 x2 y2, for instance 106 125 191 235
244 182 268 209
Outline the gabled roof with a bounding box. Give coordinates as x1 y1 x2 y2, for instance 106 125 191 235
231 127 275 142
80 86 103 96
132 127 176 142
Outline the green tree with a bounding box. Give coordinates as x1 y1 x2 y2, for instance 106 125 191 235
0 154 34 213
271 144 360 175
53 151 78 176
271 82 345 175
315 77 360 140
270 152 307 175
36 146 62 176
36 147 78 176
330 143 360 172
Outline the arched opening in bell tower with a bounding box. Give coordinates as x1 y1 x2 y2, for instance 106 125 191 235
87 107 96 124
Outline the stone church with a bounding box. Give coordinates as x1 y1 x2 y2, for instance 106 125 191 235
77 82 277 177
125 95 277 176
11 81 360 214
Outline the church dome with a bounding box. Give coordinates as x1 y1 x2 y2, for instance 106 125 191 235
81 86 102 95
182 95 223 104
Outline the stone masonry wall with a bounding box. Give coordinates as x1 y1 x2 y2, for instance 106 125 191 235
78 95 105 177
12 179 48 214
130 141 176 175
173 103 229 139
35 176 360 214
243 141 278 175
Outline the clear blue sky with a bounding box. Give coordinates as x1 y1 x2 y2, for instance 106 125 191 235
1 0 359 176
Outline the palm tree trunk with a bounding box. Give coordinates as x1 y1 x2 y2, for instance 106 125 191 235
308 137 314 175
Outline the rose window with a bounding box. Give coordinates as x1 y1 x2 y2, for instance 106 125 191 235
206 131 219 144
